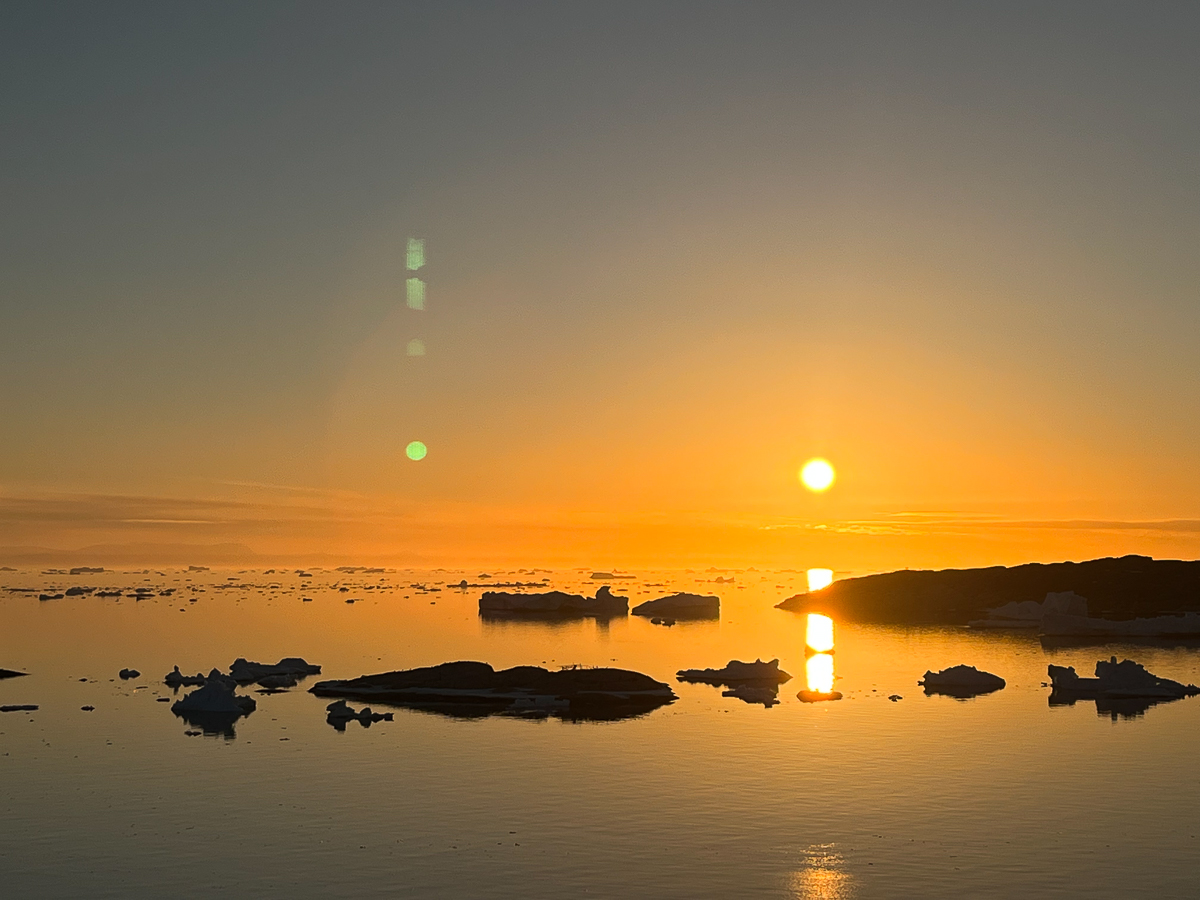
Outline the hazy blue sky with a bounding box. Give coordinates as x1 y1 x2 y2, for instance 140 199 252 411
3 2 1200 565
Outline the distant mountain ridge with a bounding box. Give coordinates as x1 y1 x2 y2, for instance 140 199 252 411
777 555 1200 623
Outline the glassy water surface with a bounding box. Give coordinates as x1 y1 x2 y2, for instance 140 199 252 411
2 568 1197 899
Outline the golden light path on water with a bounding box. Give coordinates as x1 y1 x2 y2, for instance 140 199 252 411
806 652 835 694
806 612 834 653
806 568 834 592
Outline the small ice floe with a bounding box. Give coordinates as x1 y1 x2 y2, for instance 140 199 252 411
325 699 394 730
255 673 299 689
677 658 792 686
678 659 790 707
164 666 206 687
229 657 321 685
118 668 140 680
632 592 720 619
919 665 1006 698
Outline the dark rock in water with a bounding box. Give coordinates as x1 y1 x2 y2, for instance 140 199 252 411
70 567 104 575
797 690 843 702
39 593 64 601
889 694 903 702
65 586 88 596
96 590 122 597
0 668 28 680
81 705 95 711
677 658 792 687
649 617 676 627
632 593 719 619
324 699 394 730
310 661 675 721
479 585 628 618
721 684 781 707
1 704 39 712
919 665 1006 698
118 668 140 680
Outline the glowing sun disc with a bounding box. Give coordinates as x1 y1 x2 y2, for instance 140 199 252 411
800 458 835 492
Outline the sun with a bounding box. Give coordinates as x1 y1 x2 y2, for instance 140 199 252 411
800 458 835 492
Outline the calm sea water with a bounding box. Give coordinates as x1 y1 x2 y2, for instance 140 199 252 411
2 568 1198 899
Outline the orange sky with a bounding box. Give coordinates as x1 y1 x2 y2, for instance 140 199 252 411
3 6 1200 571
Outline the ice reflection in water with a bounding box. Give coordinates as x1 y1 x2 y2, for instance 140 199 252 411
789 844 856 899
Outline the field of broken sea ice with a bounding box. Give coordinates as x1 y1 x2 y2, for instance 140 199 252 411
2 565 1199 899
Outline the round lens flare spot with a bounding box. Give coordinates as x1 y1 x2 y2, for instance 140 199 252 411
800 458 836 492
806 568 834 592
806 613 834 653
405 441 427 461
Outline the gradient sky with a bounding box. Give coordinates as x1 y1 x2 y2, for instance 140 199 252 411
3 2 1200 569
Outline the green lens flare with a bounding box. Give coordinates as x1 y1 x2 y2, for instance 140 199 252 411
406 278 425 310
406 441 427 461
406 238 425 271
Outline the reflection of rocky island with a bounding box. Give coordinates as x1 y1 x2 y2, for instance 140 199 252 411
478 586 628 618
310 661 676 721
1048 657 1199 719
919 665 1006 698
776 555 1200 624
633 593 720 620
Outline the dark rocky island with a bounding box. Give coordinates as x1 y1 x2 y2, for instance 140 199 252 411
0 668 28 680
776 555 1200 624
310 661 676 721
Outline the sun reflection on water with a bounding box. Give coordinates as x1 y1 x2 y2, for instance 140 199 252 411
806 652 835 694
806 568 833 592
806 613 834 652
789 844 856 899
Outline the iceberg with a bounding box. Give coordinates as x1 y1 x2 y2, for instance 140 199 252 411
229 657 321 684
478 585 628 618
919 665 1006 698
632 593 720 619
969 591 1088 629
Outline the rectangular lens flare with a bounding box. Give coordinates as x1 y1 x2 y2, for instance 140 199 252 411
406 238 425 271
406 278 425 310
